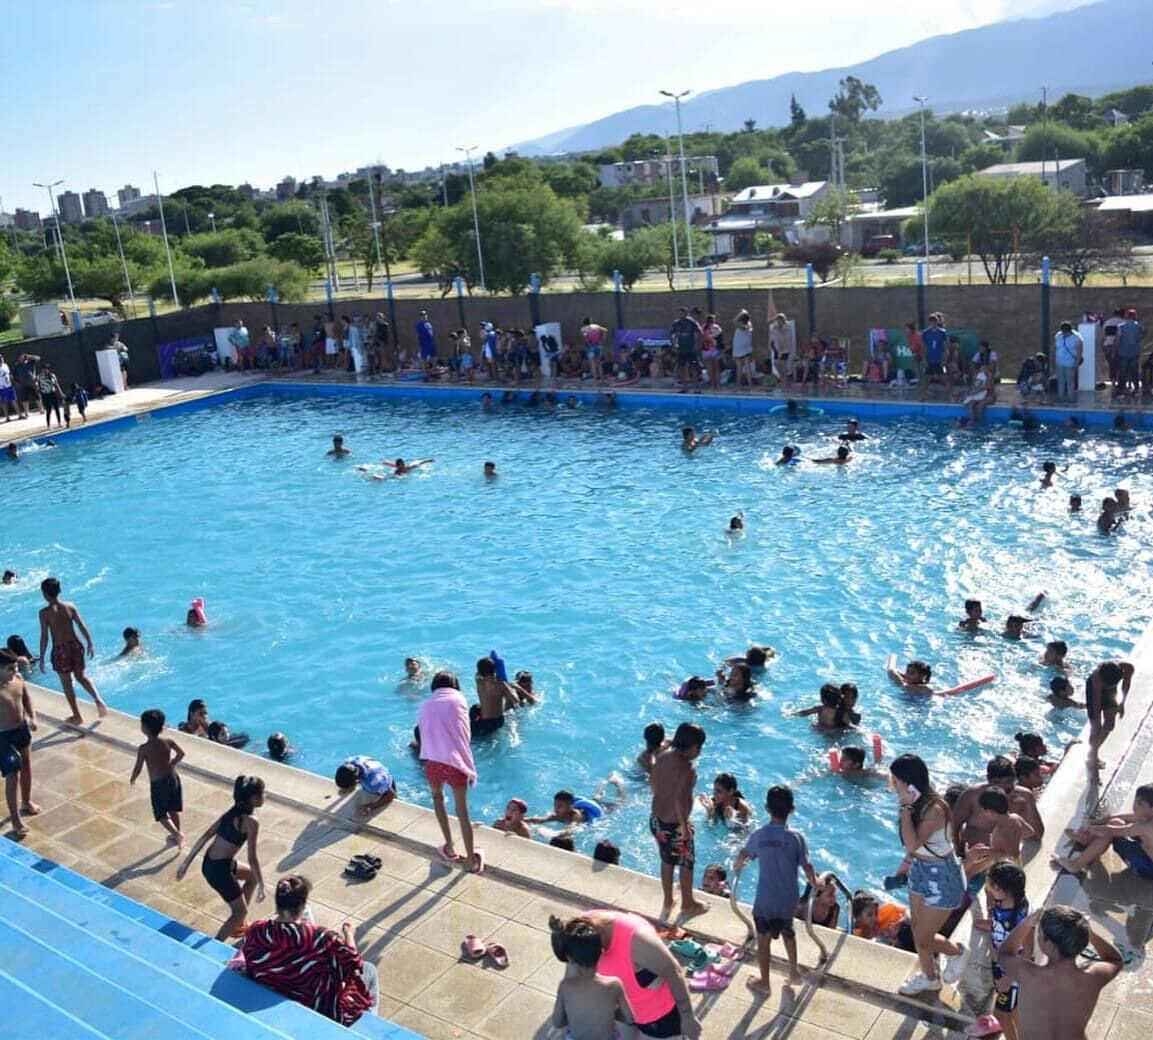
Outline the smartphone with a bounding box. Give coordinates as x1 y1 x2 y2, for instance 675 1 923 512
907 784 922 800
883 873 909 890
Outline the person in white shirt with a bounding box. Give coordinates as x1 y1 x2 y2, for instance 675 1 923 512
0 354 16 421
1053 321 1083 403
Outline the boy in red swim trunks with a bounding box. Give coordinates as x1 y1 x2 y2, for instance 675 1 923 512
37 577 107 723
650 722 708 919
417 672 483 873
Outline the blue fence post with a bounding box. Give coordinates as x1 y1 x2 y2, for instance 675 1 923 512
455 275 467 329
1040 256 1051 366
806 263 816 337
916 261 926 331
705 265 714 315
385 275 398 364
529 271 542 328
613 268 624 331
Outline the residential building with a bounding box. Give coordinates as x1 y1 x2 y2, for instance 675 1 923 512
981 126 1028 151
57 190 83 223
82 188 109 218
0 212 12 229
977 158 1088 197
14 208 41 231
845 205 918 252
599 155 719 190
119 194 159 217
276 177 297 200
117 184 142 207
1095 193 1153 237
620 192 725 232
703 178 831 257
1104 169 1144 196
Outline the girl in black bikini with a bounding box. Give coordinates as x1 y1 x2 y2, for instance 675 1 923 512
177 774 266 940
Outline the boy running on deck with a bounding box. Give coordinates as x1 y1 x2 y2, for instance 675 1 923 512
38 577 107 722
734 784 818 995
0 648 38 837
129 709 186 846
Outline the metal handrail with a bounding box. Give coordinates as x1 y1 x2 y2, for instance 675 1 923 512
730 867 854 967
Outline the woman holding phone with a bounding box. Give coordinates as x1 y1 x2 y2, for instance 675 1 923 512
889 754 967 996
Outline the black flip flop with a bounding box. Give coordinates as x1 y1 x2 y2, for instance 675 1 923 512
343 859 378 881
352 854 383 871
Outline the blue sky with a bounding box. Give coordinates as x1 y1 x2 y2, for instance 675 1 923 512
1 0 1091 214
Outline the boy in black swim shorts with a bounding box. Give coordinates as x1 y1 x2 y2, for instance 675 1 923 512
0 648 38 838
1086 661 1135 765
129 709 186 847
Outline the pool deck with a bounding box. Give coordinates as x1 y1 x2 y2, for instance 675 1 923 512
4 369 1153 1037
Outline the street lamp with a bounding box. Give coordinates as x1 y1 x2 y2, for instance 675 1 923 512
32 179 80 327
914 96 931 275
455 146 486 292
208 211 216 233
109 208 136 318
660 88 696 289
153 171 180 307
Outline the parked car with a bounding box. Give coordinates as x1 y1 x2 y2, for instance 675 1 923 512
861 234 897 258
80 311 117 327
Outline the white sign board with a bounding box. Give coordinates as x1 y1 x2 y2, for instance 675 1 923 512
1078 321 1097 395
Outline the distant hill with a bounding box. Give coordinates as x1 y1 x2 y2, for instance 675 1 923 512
509 0 1151 156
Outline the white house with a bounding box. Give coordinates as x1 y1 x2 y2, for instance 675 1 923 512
703 179 830 257
977 158 1088 198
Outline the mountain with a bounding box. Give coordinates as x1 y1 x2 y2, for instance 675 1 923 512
509 0 1151 156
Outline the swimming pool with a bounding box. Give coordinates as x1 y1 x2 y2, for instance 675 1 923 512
4 387 1150 896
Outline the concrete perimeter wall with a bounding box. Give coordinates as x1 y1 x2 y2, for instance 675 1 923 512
13 284 1153 395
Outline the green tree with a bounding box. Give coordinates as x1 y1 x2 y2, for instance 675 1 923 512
1051 93 1097 131
183 229 265 268
632 223 710 290
789 94 806 130
1022 209 1136 288
782 241 842 282
880 156 962 207
16 255 67 303
213 259 310 302
725 157 769 192
412 180 582 294
542 162 599 199
927 175 1079 284
1100 113 1153 176
147 263 212 306
1015 124 1101 172
268 232 325 273
596 234 663 290
828 76 882 125
259 202 320 242
743 118 757 134
0 239 14 284
804 188 860 242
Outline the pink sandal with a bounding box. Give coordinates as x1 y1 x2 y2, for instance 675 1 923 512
689 967 732 992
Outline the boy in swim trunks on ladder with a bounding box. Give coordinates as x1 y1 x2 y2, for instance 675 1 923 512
37 577 107 723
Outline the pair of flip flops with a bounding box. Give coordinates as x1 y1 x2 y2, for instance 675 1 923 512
690 963 737 991
461 934 509 969
964 1014 1002 1037
343 854 382 880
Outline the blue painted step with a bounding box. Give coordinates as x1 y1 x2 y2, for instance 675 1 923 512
0 970 111 1039
0 840 233 960
0 881 290 1040
0 841 420 1039
0 919 214 1040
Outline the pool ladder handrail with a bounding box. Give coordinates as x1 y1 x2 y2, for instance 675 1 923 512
730 866 854 966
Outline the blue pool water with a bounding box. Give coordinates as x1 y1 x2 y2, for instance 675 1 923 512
3 388 1151 895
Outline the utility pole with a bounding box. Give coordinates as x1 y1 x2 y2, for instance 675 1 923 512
914 96 931 277
1040 86 1048 189
660 88 696 290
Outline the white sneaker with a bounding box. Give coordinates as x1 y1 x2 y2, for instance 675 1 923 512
899 972 942 996
942 943 968 985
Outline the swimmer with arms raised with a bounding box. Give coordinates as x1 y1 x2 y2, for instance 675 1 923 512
383 457 434 476
681 426 716 453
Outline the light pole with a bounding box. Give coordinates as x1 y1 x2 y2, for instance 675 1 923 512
658 144 681 288
109 208 136 318
456 146 486 293
208 211 216 233
914 96 931 275
32 179 80 327
153 171 180 307
660 88 696 289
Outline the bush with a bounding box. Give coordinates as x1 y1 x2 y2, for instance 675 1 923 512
782 241 842 282
878 248 902 263
0 296 15 332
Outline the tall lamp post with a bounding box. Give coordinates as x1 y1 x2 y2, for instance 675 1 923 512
914 95 931 278
455 146 486 293
153 171 180 307
109 207 136 318
660 88 696 289
208 211 216 233
33 179 80 327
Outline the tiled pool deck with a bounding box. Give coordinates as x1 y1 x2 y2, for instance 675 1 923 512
4 370 1152 1038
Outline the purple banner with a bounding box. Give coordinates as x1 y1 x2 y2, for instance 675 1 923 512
157 336 215 379
613 328 671 358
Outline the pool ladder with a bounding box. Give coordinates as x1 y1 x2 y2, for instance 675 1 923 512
729 866 855 966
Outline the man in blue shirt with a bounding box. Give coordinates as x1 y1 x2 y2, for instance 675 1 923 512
669 307 701 391
918 313 948 399
415 310 437 367
1115 309 1144 399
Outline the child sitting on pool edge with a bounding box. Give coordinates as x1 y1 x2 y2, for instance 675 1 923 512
335 755 397 817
